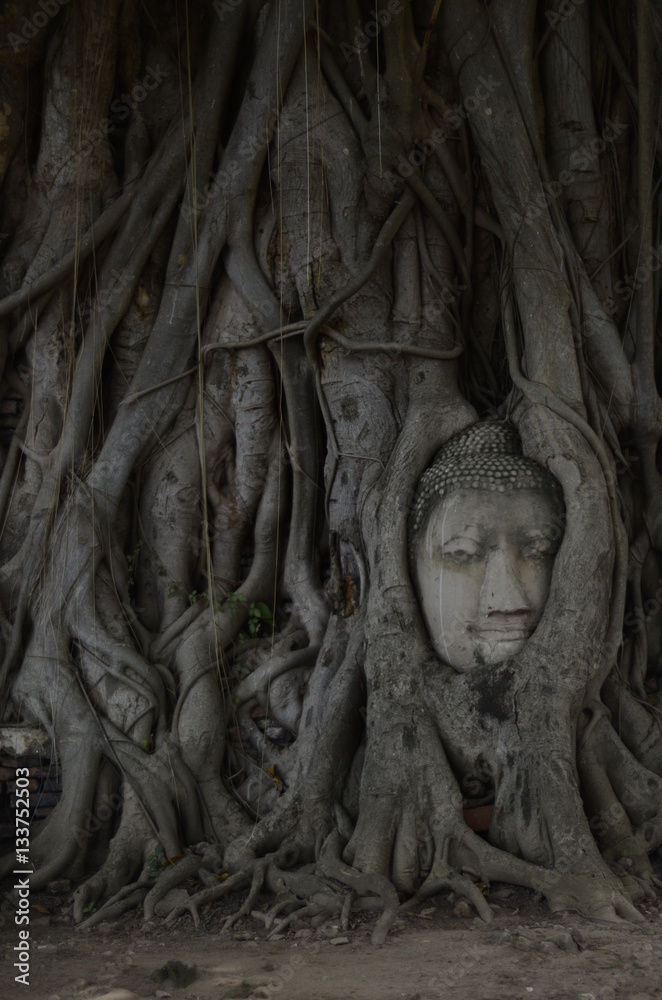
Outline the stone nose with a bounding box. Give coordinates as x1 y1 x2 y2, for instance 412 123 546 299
479 548 531 616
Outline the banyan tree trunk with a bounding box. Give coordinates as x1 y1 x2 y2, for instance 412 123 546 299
0 0 661 938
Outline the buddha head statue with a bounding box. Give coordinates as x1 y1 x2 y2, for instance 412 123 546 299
409 421 565 672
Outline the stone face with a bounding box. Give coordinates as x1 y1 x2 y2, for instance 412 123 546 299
409 422 564 672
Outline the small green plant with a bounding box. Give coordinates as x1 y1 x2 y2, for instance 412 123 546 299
244 601 275 638
226 592 248 619
224 593 275 640
147 844 165 878
188 589 208 605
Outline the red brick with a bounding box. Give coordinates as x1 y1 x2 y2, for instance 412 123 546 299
8 778 40 792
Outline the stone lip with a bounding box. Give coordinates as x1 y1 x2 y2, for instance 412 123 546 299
470 624 533 637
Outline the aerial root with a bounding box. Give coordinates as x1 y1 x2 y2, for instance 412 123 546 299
165 869 251 924
267 902 325 939
165 848 302 928
395 835 491 922
399 870 492 923
613 865 661 903
255 895 300 931
221 861 268 931
73 876 106 925
232 645 321 708
143 852 212 921
340 890 355 931
467 831 646 924
316 834 399 946
66 835 505 943
73 855 154 925
77 887 150 931
143 844 226 920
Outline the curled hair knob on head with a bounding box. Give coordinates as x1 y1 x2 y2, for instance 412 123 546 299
409 420 565 547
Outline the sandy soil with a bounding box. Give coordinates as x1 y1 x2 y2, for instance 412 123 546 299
2 882 662 1000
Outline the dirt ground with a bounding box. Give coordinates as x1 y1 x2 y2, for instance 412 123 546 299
2 878 662 1000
